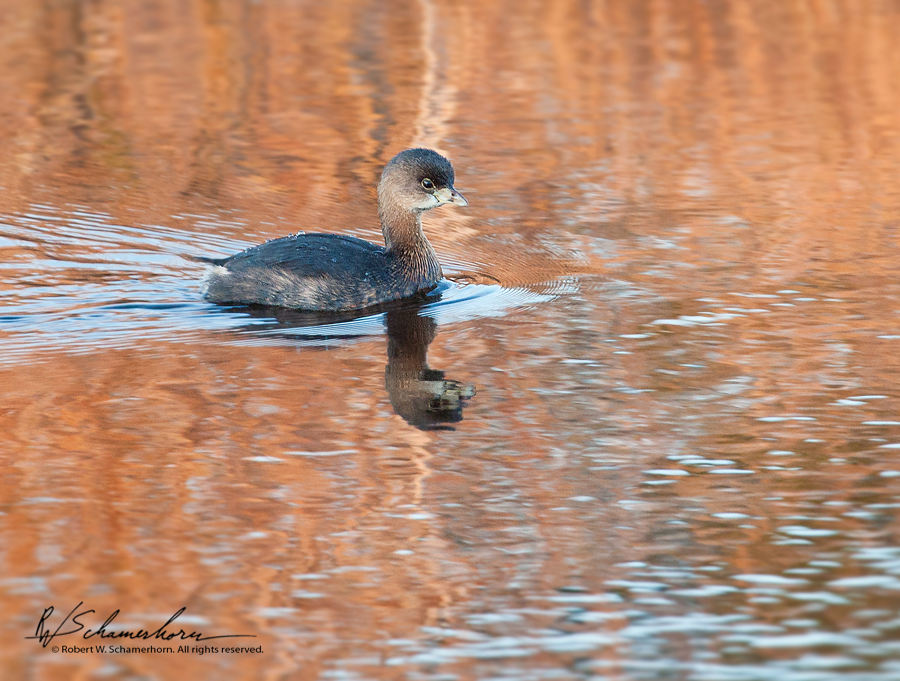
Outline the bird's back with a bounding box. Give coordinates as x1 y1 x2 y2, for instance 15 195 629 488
202 232 426 310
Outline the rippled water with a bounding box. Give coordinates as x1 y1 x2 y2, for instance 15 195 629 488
2 1 900 680
0 203 562 361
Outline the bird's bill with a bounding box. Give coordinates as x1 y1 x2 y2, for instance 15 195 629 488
435 187 468 207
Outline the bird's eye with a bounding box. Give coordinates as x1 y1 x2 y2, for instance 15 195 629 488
421 178 435 190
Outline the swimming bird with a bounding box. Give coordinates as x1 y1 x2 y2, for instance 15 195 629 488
201 148 467 311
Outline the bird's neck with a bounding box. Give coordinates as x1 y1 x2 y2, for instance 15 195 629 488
378 204 442 283
379 202 425 251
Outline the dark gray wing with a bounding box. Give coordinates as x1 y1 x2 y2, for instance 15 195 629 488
202 232 394 309
219 233 387 277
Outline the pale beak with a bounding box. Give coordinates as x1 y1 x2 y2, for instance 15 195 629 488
434 186 468 207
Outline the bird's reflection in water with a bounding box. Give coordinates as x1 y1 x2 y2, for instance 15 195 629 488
383 305 475 429
225 296 475 430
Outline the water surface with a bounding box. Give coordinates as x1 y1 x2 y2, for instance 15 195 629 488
2 1 900 680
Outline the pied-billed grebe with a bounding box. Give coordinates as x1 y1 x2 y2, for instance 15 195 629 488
201 148 468 310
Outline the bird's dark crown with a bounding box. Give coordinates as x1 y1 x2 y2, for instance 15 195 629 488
382 148 455 189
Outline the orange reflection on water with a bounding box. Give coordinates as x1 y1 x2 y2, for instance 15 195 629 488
1 1 900 680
